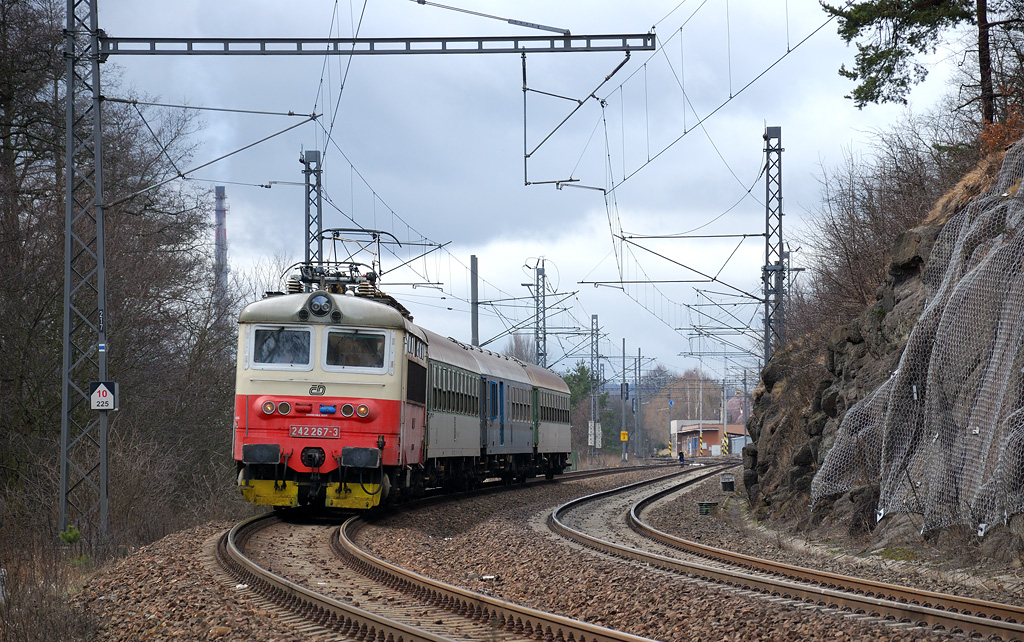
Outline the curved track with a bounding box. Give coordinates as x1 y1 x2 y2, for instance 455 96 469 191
215 466 673 642
549 466 1024 641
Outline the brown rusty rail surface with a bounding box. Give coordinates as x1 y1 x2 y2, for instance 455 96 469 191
216 465 676 642
217 514 455 642
335 514 657 642
549 467 1024 641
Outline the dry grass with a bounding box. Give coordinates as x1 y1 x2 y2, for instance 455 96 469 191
0 539 98 642
925 148 1008 224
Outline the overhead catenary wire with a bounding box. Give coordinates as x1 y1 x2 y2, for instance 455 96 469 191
104 97 313 118
96 3 682 370
165 3 830 369
104 114 318 210
306 3 806 367
408 0 570 35
594 7 844 197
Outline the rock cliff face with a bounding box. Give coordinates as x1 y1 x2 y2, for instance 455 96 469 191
743 142 1018 549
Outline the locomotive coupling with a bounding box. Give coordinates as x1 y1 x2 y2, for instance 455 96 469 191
300 447 326 469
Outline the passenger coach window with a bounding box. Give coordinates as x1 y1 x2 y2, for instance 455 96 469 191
252 326 312 368
326 329 386 369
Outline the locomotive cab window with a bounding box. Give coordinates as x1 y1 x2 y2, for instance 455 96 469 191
250 325 313 370
324 328 388 372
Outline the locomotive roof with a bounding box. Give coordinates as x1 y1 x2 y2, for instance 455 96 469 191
239 291 409 329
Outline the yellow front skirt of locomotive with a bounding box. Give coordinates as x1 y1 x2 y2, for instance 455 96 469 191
324 481 384 509
240 480 299 507
239 480 383 509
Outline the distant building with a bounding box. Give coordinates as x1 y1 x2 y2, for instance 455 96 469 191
670 419 748 457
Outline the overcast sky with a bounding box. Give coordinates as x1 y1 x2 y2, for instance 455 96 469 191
97 0 956 384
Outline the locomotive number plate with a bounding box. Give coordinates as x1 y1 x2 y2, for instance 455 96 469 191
289 425 340 439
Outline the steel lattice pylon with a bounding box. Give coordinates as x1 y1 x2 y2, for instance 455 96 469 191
533 260 547 367
60 0 109 542
302 150 323 273
762 126 784 364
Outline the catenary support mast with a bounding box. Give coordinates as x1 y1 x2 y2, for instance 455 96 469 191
302 150 323 279
60 0 109 543
762 126 784 364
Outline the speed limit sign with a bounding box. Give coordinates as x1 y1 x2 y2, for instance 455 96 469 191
89 381 119 411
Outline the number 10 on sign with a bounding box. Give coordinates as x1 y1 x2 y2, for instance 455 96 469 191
89 382 119 411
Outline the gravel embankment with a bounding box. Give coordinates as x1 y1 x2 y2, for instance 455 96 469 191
642 470 1024 606
72 523 307 641
358 469 957 641
70 467 1006 641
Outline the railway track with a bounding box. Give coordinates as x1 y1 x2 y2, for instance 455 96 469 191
549 465 1024 641
214 465 670 642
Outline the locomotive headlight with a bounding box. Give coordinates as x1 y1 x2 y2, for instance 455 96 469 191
277 402 291 415
356 404 370 418
340 403 355 417
261 400 276 415
308 294 331 316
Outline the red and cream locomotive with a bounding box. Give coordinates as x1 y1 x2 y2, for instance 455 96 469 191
233 263 572 509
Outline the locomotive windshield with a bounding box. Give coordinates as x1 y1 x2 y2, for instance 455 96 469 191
251 326 312 367
325 329 386 369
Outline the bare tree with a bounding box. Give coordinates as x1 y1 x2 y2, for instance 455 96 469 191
502 332 537 364
792 109 980 340
0 0 244 554
233 252 296 305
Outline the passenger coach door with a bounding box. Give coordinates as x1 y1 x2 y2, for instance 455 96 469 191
499 381 505 446
479 377 488 450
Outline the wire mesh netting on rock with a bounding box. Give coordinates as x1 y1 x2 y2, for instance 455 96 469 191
811 139 1024 535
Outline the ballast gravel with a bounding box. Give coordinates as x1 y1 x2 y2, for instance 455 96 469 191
69 465 1013 641
72 523 308 642
358 468 957 642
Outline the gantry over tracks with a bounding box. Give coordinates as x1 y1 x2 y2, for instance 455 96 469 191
549 465 1024 641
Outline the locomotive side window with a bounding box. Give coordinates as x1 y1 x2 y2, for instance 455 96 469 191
251 326 313 369
324 329 387 371
406 359 427 405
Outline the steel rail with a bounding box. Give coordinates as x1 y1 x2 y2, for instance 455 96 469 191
335 515 658 642
628 481 1024 638
215 466 674 642
217 513 456 642
630 479 1024 624
548 467 1024 641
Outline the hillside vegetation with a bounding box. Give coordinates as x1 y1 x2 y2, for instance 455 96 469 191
745 119 1024 560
